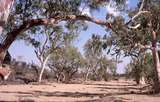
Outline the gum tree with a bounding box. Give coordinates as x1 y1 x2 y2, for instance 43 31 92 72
102 0 160 93
1 0 160 93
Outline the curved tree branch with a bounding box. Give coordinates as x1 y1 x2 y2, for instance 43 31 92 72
126 0 150 28
0 15 112 53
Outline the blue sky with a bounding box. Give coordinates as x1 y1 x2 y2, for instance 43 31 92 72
8 0 138 73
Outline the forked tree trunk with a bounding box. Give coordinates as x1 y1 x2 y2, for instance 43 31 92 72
85 67 90 81
139 76 146 85
38 54 51 82
151 30 160 93
57 73 62 83
63 72 70 84
57 71 64 83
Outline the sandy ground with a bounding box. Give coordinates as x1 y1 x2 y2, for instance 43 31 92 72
0 80 159 102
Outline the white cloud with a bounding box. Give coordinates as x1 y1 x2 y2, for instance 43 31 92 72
106 6 120 17
79 7 91 16
126 0 130 5
106 2 120 17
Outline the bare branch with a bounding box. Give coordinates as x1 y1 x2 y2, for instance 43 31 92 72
126 0 150 27
126 11 149 25
41 33 49 58
135 43 152 50
34 50 39 59
34 50 43 64
128 24 141 29
139 0 145 12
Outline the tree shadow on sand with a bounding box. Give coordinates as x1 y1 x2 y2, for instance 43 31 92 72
0 82 153 102
84 81 152 94
0 90 144 102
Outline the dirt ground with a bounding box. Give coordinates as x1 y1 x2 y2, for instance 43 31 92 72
0 80 159 102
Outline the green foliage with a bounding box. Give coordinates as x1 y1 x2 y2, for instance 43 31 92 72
84 34 103 57
84 34 117 81
98 56 117 80
98 0 160 59
3 0 91 48
2 0 128 50
49 46 84 83
125 53 154 84
44 0 81 17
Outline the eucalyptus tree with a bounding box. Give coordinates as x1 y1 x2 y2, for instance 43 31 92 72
0 0 125 62
84 34 116 81
126 56 145 84
33 25 64 82
48 46 84 83
47 24 85 83
1 0 160 93
125 53 154 85
94 56 116 81
0 0 125 80
34 32 51 82
101 0 160 93
33 20 84 82
84 34 103 81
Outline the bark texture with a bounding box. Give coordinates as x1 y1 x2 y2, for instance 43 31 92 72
151 30 160 93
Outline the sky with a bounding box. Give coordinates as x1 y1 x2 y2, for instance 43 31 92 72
8 0 138 74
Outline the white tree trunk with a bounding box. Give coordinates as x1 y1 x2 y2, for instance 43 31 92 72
151 30 160 93
155 51 160 78
38 54 51 82
85 67 90 81
140 76 145 85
